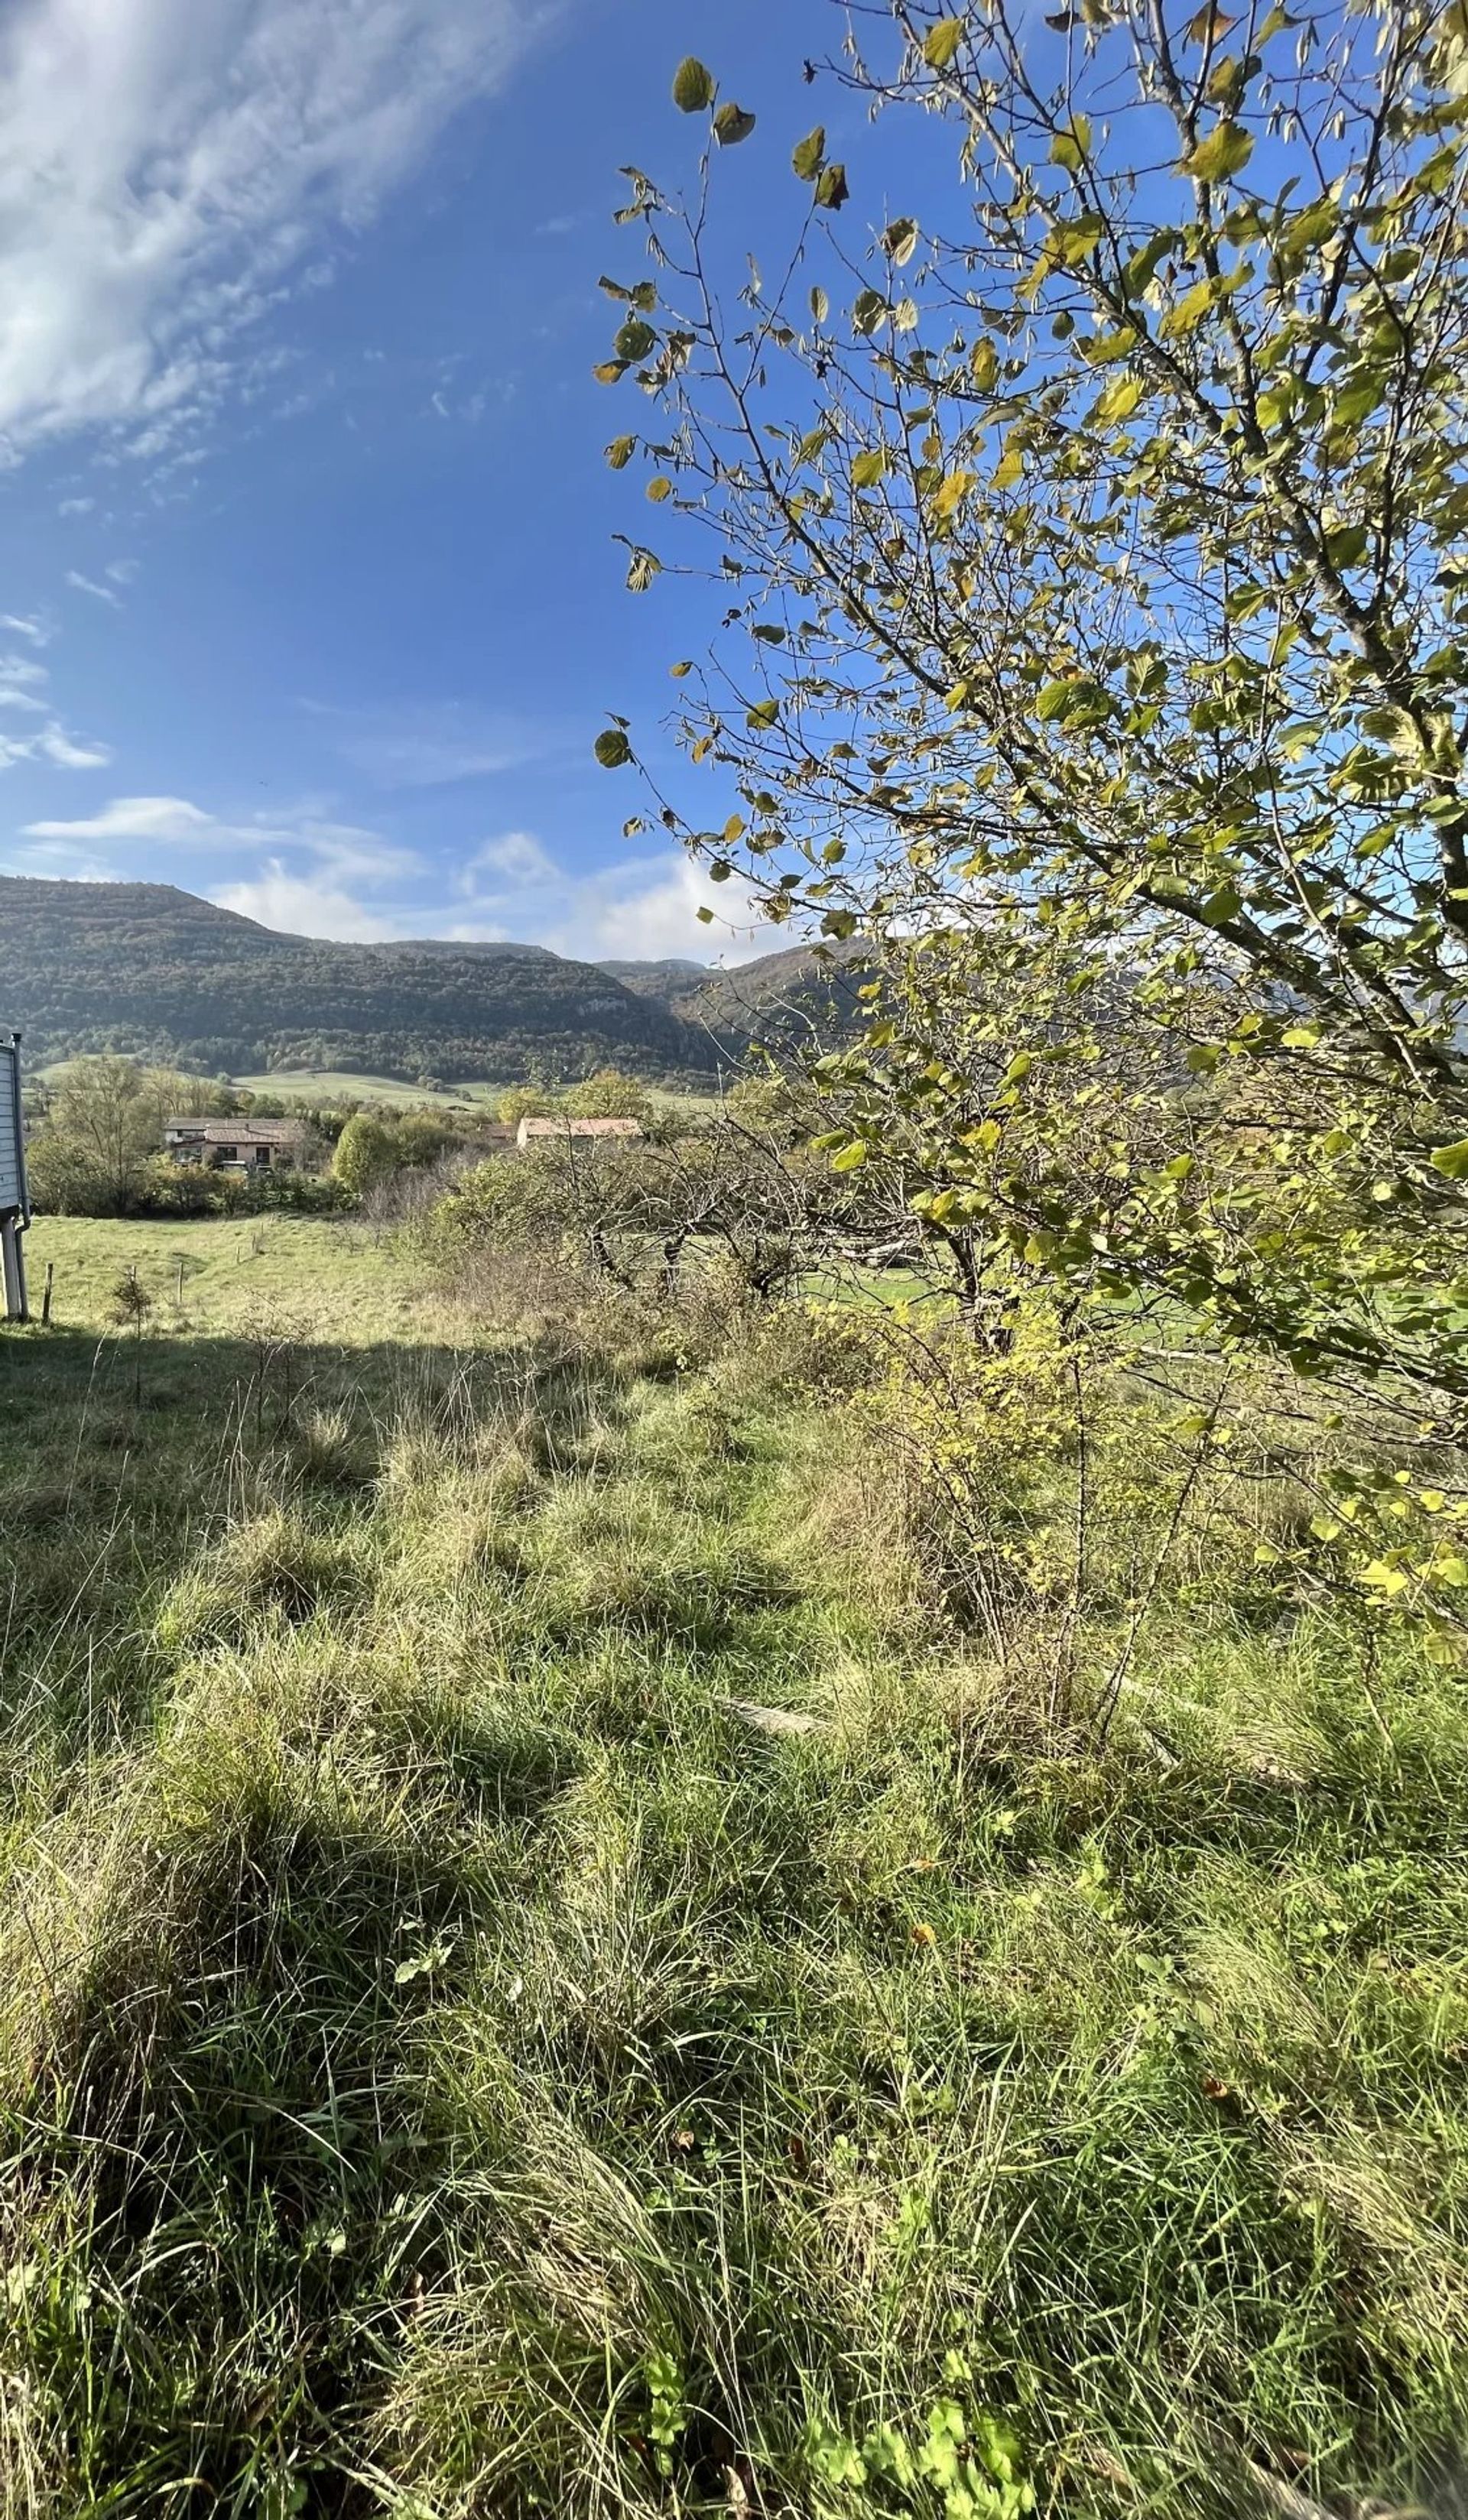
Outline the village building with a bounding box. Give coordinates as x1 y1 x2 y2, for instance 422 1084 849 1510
515 1116 644 1151
0 1027 30 1321
164 1117 307 1172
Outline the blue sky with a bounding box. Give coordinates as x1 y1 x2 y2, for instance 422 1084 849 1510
0 0 890 967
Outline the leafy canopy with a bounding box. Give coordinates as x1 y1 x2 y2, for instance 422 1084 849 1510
594 0 1468 1639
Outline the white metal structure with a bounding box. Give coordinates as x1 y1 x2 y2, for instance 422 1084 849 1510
0 1028 30 1321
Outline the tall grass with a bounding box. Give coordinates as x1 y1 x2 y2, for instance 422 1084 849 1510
0 1290 1464 2516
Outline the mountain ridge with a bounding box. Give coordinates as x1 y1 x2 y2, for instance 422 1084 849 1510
0 875 848 1083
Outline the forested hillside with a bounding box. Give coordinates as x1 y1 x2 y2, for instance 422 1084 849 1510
0 877 756 1082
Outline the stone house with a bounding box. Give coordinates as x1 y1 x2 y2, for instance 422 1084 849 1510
164 1117 307 1172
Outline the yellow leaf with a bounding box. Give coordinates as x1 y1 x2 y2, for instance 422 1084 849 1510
1094 373 1143 426
930 469 974 521
922 18 965 70
970 337 999 391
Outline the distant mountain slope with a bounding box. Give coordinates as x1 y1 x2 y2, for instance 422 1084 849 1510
0 878 723 1083
596 958 708 997
670 943 868 1044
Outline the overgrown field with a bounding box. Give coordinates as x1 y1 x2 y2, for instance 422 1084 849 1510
1 1242 1465 2518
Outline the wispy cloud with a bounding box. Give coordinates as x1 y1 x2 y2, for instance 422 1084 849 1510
24 793 417 874
0 0 557 468
0 611 49 644
0 654 49 710
24 796 211 843
65 569 121 608
0 643 110 762
34 724 112 769
57 496 94 517
307 698 560 790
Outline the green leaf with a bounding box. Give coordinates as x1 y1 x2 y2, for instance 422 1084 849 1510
646 476 673 502
791 125 826 180
1181 119 1254 181
852 448 890 488
883 216 920 265
1049 115 1092 170
815 162 849 210
1200 882 1242 926
614 317 656 362
853 288 887 336
746 697 780 728
594 729 633 768
923 17 965 69
714 101 756 145
1162 277 1215 336
1431 1139 1468 1179
830 1140 869 1171
970 338 999 390
605 436 636 469
672 56 715 112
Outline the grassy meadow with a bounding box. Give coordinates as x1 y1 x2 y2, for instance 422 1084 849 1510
227 1072 512 1113
24 1214 434 1344
0 1218 1465 2517
225 1073 724 1121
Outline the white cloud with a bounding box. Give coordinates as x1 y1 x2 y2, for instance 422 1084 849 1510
463 829 559 887
213 861 399 942
23 790 421 938
65 569 120 606
0 611 48 643
24 793 212 842
57 495 94 515
0 653 49 709
0 0 556 464
0 642 109 757
0 651 109 761
1 835 115 879
20 796 778 963
34 723 111 768
453 827 773 965
24 791 419 874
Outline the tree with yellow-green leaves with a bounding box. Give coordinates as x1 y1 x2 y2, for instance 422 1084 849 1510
593 0 1468 1643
